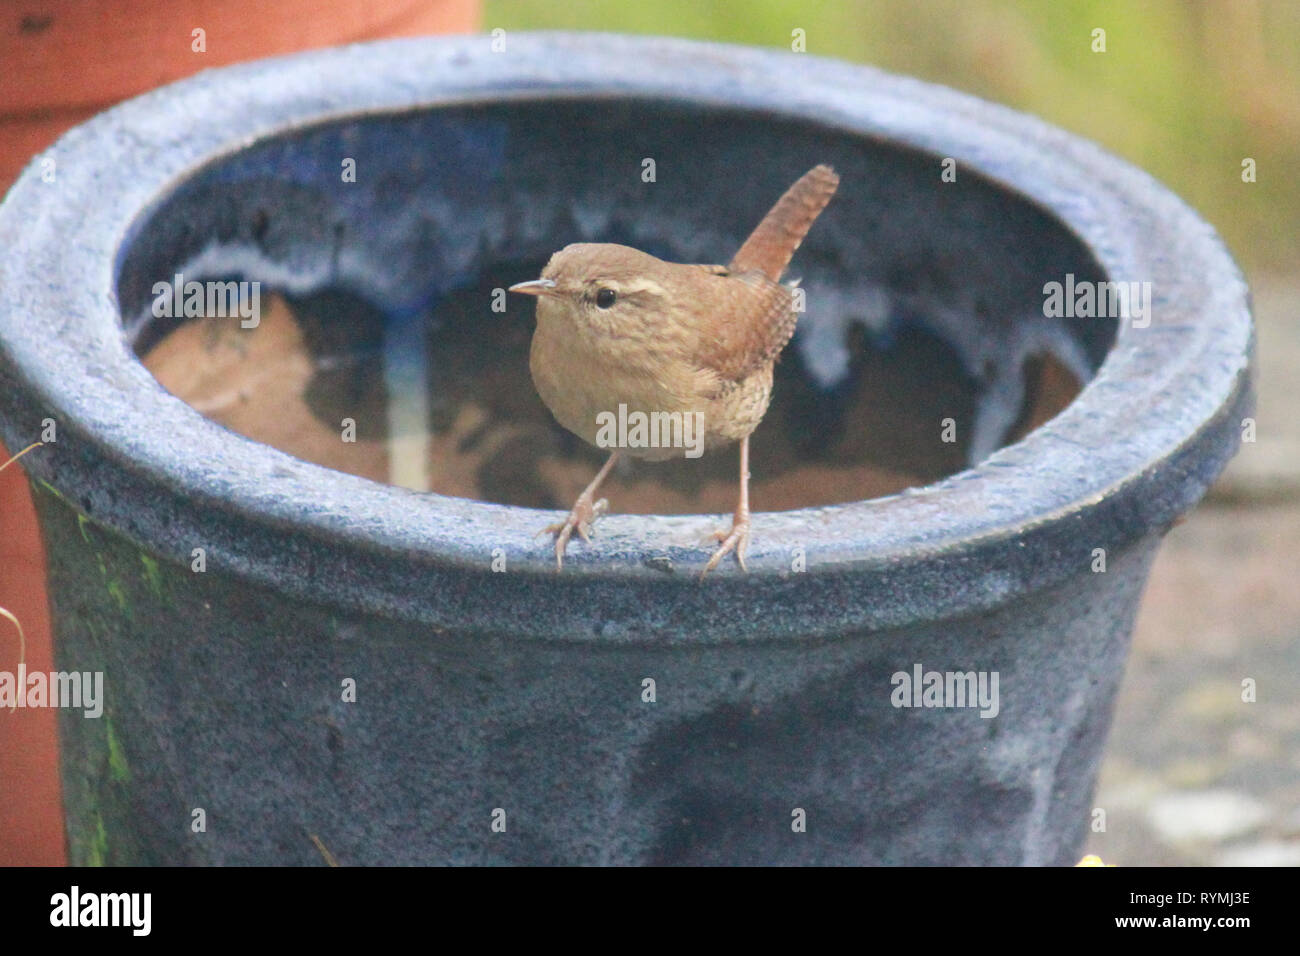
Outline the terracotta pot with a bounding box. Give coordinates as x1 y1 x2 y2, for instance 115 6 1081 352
0 0 478 867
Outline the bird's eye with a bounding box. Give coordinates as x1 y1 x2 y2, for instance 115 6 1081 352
595 288 617 309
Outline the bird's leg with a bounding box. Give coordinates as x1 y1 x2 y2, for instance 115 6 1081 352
703 436 751 577
541 450 620 569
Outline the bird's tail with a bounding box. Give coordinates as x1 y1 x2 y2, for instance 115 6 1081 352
729 164 840 282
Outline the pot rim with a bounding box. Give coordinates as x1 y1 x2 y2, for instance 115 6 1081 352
0 32 1253 641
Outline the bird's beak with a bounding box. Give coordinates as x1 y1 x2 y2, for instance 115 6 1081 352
508 278 557 296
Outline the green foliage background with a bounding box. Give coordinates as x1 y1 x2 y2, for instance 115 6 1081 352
486 0 1299 273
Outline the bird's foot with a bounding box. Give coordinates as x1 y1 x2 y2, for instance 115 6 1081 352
539 494 609 570
701 514 751 578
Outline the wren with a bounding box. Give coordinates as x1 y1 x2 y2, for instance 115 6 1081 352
510 164 840 575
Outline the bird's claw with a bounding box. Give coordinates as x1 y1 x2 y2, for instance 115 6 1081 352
541 496 608 569
701 517 750 578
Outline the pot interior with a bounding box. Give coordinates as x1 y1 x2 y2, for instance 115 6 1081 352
118 98 1115 514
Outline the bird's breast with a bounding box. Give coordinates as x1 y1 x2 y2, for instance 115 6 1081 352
530 305 768 461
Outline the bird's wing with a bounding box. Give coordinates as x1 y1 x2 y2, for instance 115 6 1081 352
728 164 839 282
691 268 797 384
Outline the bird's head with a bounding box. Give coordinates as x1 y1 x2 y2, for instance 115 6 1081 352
508 243 675 329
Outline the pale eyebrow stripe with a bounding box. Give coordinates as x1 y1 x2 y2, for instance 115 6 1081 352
613 278 668 297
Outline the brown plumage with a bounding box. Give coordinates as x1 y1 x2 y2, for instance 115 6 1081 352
511 164 840 574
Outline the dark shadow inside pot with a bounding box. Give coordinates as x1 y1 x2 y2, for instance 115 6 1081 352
118 98 1115 513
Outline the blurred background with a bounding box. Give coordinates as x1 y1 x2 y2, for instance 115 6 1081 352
2 0 1296 865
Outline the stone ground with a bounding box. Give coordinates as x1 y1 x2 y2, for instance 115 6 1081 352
1084 275 1300 866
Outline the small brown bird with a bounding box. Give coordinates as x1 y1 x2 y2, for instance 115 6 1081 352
510 164 840 574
